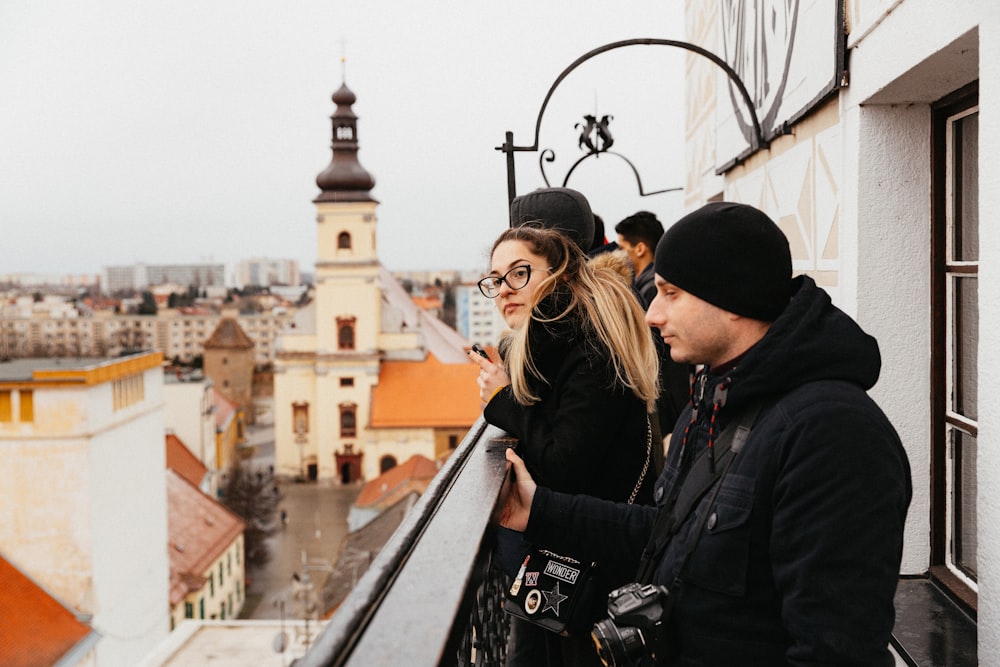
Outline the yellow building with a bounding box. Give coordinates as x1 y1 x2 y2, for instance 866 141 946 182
213 389 246 473
165 469 246 629
274 81 481 482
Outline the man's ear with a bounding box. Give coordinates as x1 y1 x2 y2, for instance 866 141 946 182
635 241 650 257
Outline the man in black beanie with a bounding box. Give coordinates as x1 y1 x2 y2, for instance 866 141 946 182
497 201 912 666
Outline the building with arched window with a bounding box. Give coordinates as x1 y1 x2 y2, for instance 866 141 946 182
273 81 482 483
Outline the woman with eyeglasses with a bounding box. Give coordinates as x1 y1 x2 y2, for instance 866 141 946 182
469 224 659 667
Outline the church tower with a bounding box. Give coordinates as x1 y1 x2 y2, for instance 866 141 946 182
274 78 482 484
314 81 380 356
274 80 381 482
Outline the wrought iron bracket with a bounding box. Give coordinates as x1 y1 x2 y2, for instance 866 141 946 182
497 37 769 204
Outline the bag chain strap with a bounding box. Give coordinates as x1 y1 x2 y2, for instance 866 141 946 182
531 417 652 567
538 549 583 565
626 415 653 505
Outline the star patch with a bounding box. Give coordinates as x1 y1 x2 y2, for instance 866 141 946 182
541 582 568 616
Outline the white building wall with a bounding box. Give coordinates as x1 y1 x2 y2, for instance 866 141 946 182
842 5 999 659
163 378 217 493
0 360 169 666
979 15 1000 660
455 285 507 348
89 395 170 665
851 103 933 574
687 0 1000 659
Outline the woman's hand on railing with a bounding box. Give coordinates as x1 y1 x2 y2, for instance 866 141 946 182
468 349 511 405
496 448 536 532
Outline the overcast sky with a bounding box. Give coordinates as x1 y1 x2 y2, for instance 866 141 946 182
1 1 687 278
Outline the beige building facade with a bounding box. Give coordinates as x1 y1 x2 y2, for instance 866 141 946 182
0 352 170 666
274 82 481 483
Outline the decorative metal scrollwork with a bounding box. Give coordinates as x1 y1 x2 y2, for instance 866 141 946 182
538 114 682 197
498 38 769 204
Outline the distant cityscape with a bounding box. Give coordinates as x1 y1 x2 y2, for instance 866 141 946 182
0 259 507 366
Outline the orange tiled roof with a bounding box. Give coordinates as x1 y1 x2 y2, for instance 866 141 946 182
166 470 246 605
369 352 481 428
166 434 208 488
204 317 254 350
0 555 94 667
353 455 441 508
410 296 442 310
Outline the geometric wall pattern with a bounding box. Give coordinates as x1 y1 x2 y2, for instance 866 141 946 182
685 0 842 303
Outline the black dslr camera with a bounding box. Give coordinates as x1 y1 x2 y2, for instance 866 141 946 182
591 582 672 667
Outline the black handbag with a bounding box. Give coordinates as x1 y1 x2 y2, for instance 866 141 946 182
502 417 653 636
503 547 603 636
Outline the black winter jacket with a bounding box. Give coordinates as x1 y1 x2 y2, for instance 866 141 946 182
484 286 655 504
525 276 912 666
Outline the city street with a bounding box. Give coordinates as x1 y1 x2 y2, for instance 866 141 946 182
239 422 361 621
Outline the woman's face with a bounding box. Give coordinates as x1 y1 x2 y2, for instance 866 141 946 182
488 240 552 329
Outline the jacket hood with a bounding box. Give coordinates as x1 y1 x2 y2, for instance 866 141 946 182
587 248 635 285
722 275 881 409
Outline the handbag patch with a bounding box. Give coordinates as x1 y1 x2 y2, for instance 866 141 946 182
544 560 581 584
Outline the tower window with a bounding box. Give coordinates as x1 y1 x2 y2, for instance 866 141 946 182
340 403 357 438
338 231 352 249
337 317 356 350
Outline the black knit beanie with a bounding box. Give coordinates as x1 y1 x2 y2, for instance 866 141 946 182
509 187 595 252
654 202 792 321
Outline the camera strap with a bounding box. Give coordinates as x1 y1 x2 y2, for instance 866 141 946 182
635 401 762 585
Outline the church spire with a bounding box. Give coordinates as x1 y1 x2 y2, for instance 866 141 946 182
314 78 376 203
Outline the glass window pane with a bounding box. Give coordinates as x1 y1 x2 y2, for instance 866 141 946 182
953 112 979 262
953 428 978 581
951 276 978 420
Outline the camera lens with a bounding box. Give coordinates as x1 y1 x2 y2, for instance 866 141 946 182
591 619 647 667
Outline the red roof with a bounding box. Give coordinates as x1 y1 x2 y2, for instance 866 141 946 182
204 317 254 350
166 470 246 605
410 296 442 310
165 433 208 488
369 352 482 428
0 555 93 667
353 455 441 508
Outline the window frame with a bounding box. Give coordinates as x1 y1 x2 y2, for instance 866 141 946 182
930 81 979 610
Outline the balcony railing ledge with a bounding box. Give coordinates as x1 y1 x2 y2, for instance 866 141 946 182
297 416 512 667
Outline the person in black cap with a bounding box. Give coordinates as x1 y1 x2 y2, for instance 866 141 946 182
495 202 912 666
509 186 596 253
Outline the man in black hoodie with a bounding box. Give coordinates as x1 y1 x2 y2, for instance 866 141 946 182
498 202 912 666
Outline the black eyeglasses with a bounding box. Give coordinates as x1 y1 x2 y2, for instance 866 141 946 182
477 265 550 298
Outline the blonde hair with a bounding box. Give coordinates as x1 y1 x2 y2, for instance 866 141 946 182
492 225 659 411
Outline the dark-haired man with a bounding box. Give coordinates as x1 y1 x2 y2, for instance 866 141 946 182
615 210 664 309
616 210 691 439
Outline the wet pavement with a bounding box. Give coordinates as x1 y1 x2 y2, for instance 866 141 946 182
239 423 361 620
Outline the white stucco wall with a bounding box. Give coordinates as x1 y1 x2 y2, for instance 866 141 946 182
689 0 1000 659
0 361 169 666
973 6 1000 659
851 103 933 574
844 6 1000 660
89 392 170 666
